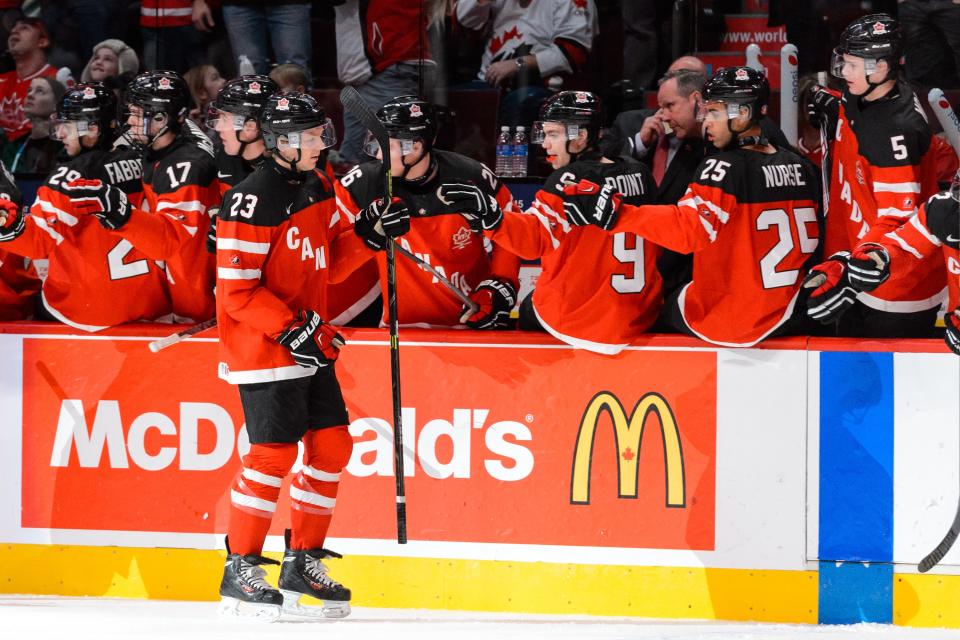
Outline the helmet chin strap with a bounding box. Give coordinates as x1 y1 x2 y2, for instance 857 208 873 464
398 147 434 184
856 63 895 101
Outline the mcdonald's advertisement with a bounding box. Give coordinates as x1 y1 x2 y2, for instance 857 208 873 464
16 329 718 551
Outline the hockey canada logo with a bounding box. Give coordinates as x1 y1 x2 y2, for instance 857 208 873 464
249 81 261 94
83 86 96 99
410 104 423 117
230 255 240 266
570 391 686 507
158 77 172 90
873 21 887 35
735 68 749 81
575 91 589 103
276 97 290 111
451 225 472 251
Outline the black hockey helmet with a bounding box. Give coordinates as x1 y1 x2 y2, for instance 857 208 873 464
209 75 278 125
835 14 902 64
532 91 603 161
376 95 438 146
700 66 769 122
124 70 189 121
51 82 118 148
260 91 336 152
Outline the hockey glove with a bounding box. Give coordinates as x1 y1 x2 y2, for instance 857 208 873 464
206 207 219 254
276 310 345 368
354 197 410 251
437 182 503 232
64 178 131 230
945 308 960 356
460 278 517 330
807 86 839 130
846 243 890 292
803 252 857 323
0 197 24 242
562 180 622 231
923 192 960 250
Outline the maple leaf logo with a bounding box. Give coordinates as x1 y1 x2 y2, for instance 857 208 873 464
873 21 886 35
735 68 749 81
83 86 96 99
249 81 261 94
410 104 422 117
0 94 26 135
451 225 472 250
490 26 522 56
158 77 171 90
572 0 587 8
277 97 290 110
621 447 635 462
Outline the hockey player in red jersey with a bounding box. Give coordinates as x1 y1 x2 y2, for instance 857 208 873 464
439 90 660 354
215 92 367 620
805 14 945 336
0 83 170 331
0 162 40 319
562 68 822 347
335 95 521 328
67 71 219 323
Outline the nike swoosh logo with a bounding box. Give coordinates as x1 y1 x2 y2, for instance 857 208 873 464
217 171 231 179
286 203 293 215
947 235 960 243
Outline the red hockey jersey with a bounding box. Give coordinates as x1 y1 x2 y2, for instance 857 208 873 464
334 150 520 327
612 147 821 346
216 162 369 384
825 82 945 312
117 130 219 322
490 157 660 353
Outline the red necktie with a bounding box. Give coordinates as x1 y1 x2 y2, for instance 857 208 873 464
652 135 670 185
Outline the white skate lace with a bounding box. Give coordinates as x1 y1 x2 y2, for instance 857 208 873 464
304 556 340 588
239 562 274 591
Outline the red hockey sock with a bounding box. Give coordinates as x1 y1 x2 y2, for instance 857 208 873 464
289 426 353 550
227 443 298 556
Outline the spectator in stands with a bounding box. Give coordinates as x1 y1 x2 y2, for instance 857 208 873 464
269 63 309 94
201 0 312 75
184 63 226 124
141 0 203 74
334 0 435 164
0 17 58 143
4 76 64 173
899 0 960 89
455 0 598 128
80 39 139 84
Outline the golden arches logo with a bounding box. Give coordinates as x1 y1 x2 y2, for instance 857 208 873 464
570 391 686 507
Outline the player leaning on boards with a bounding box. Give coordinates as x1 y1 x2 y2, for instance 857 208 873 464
215 92 369 621
803 14 945 336
440 90 661 354
65 71 220 323
562 67 822 347
335 95 521 329
0 83 171 331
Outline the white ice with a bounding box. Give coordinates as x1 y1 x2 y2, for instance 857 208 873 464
4 596 960 640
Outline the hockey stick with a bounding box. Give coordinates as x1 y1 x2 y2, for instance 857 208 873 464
394 242 479 315
148 318 218 353
340 86 408 544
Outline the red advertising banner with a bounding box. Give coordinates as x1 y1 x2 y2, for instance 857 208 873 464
20 330 717 551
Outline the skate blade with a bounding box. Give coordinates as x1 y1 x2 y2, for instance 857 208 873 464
217 596 281 622
280 590 351 619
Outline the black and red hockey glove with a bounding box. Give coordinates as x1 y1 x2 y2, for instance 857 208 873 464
803 252 857 323
945 308 960 356
276 310 345 368
846 243 890 292
807 86 839 130
459 278 517 330
354 197 411 251
0 197 24 241
562 179 622 231
437 182 503 232
924 191 960 250
64 178 131 230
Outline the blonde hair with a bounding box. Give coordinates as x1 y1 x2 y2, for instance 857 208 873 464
269 64 309 92
183 64 218 107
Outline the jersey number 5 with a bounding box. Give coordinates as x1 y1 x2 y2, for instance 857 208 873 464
756 207 818 289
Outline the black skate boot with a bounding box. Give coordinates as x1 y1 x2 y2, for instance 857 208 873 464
218 545 283 621
278 533 351 618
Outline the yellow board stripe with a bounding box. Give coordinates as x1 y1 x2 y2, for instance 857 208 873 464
894 572 960 628
0 543 820 622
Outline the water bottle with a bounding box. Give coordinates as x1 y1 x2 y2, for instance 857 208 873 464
512 126 528 178
495 126 513 177
238 54 255 76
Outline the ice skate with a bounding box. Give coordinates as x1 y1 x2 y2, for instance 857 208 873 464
278 546 351 619
218 552 283 622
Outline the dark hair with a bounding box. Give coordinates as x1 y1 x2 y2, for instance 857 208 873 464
658 69 707 98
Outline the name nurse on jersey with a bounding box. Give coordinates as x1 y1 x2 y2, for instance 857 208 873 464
761 163 807 189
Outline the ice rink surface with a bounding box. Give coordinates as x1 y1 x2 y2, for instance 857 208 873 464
4 597 960 640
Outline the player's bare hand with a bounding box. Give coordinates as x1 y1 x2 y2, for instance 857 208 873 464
484 60 518 87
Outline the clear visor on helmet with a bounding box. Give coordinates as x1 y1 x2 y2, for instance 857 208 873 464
206 106 247 132
830 48 879 79
362 132 415 157
50 118 94 141
695 100 752 122
531 121 580 144
282 118 337 151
